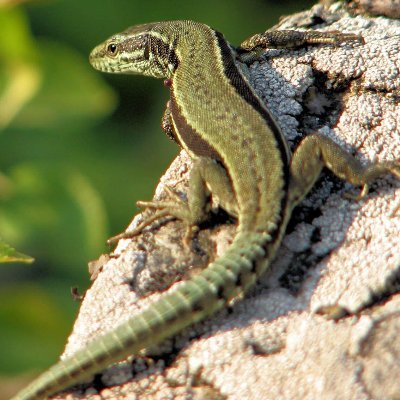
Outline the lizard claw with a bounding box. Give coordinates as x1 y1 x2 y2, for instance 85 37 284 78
387 160 400 177
343 184 369 201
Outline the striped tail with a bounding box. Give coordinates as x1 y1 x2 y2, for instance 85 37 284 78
11 231 270 400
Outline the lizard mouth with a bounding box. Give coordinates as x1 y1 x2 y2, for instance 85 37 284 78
88 46 104 70
89 46 147 74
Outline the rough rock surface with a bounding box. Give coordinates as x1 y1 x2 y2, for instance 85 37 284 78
54 4 400 400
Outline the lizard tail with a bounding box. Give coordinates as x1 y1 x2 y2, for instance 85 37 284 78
11 231 270 400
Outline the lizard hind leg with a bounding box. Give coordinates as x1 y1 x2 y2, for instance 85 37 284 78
288 133 400 208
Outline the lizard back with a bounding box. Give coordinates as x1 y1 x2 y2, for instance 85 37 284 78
165 21 290 235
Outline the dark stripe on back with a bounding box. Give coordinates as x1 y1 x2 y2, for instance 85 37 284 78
214 30 290 234
169 92 222 162
215 31 290 172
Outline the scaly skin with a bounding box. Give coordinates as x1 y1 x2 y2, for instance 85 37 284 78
11 21 400 400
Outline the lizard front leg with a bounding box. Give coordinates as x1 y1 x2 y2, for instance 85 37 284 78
238 29 363 63
161 101 178 143
109 156 237 244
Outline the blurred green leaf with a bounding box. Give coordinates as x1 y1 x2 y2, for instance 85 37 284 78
0 238 33 263
0 163 108 279
0 6 36 61
11 40 117 131
0 283 74 373
0 5 116 131
0 7 41 129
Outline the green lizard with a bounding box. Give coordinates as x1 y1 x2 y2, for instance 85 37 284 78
11 20 400 400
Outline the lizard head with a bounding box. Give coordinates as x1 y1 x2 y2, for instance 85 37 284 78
89 22 179 79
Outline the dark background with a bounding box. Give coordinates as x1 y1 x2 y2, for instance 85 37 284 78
0 0 313 397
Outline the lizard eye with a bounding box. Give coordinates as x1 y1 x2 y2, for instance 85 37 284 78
107 43 118 56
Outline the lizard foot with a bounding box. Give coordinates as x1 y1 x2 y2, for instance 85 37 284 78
108 186 197 246
352 160 400 200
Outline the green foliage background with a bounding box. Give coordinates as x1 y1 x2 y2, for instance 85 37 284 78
0 0 313 396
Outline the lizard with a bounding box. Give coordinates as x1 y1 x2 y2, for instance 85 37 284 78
11 20 400 400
